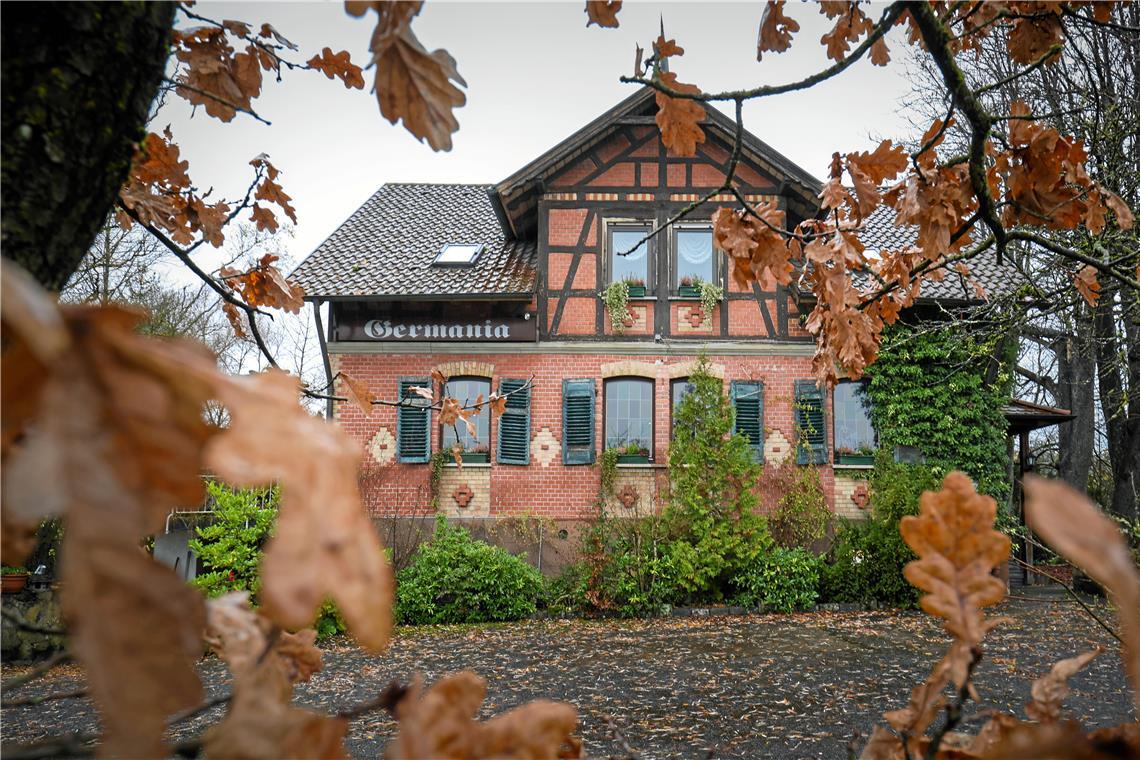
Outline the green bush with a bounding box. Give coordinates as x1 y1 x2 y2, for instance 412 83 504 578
732 548 821 612
817 456 941 608
190 481 277 599
765 461 831 549
190 482 346 640
542 562 591 615
396 518 544 625
580 359 777 617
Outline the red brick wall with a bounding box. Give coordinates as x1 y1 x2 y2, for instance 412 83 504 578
334 351 836 521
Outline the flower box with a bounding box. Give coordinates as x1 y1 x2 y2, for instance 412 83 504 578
616 454 650 464
460 453 489 464
836 453 875 466
2 573 29 594
677 285 700 298
626 285 647 298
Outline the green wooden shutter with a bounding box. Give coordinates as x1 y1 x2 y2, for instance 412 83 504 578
794 379 827 465
562 379 595 465
497 379 531 465
396 377 431 463
731 380 764 463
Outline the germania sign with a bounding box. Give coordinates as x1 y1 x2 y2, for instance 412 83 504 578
335 314 537 342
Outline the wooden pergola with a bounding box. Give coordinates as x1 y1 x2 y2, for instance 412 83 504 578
1005 399 1075 585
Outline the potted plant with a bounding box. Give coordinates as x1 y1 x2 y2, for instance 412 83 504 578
836 446 875 466
623 276 647 298
678 275 701 299
463 444 490 464
601 280 632 333
614 441 651 464
697 279 724 325
2 566 29 594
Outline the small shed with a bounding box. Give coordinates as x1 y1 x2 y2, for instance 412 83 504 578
1004 399 1075 585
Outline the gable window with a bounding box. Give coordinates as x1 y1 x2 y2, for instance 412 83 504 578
674 225 715 291
670 378 694 434
607 222 652 289
434 243 484 266
834 379 876 463
441 377 491 459
605 377 654 461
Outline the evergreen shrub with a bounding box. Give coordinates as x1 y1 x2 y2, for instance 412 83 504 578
396 517 544 624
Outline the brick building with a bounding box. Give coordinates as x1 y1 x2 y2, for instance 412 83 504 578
291 88 1020 548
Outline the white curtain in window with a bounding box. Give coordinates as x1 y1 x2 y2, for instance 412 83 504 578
677 232 711 265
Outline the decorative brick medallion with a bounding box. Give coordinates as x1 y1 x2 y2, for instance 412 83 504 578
532 428 561 467
852 483 871 510
687 305 706 328
368 427 396 466
617 484 640 510
452 484 474 509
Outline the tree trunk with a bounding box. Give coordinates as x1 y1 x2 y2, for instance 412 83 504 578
1094 284 1139 522
1056 322 1096 492
1 2 175 291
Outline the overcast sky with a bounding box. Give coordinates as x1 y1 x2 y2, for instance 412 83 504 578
163 2 918 267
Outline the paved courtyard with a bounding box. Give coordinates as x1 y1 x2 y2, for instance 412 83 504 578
2 595 1133 758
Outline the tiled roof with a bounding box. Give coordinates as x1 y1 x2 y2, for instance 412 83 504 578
848 204 1026 302
290 184 537 299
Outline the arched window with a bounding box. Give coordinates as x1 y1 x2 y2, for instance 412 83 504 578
604 377 654 459
441 376 491 455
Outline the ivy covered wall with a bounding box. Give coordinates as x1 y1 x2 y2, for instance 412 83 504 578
863 323 1012 499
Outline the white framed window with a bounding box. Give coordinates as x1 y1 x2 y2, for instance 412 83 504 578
606 221 653 289
433 243 484 266
673 225 715 291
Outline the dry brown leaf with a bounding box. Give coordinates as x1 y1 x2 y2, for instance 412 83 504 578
365 3 466 152
1073 265 1101 307
387 671 581 759
1103 188 1135 230
204 369 394 651
408 386 435 401
858 725 904 759
2 302 218 757
308 46 366 89
757 1 800 60
980 719 1140 759
340 371 376 416
222 301 249 339
205 635 347 760
899 472 1011 686
1024 476 1140 712
585 0 621 28
655 71 706 157
1025 648 1102 724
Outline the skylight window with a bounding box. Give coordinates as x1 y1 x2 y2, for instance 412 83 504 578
434 243 484 266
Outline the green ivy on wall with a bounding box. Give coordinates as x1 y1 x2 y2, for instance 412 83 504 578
864 323 1011 500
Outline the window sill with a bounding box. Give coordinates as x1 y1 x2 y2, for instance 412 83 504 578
668 295 721 301
445 462 492 468
616 462 664 469
833 463 874 470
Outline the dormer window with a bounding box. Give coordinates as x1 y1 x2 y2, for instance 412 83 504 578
433 243 484 266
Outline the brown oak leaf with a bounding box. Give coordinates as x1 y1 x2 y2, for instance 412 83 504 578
899 472 1011 686
362 1 466 152
387 672 581 759
308 46 366 89
1025 647 1102 724
585 0 621 28
757 1 800 60
1073 265 1101 307
340 371 376 416
655 71 706 157
204 369 394 651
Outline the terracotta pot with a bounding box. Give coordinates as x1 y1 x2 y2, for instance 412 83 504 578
2 573 29 594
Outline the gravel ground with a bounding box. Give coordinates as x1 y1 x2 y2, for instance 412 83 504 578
2 594 1134 759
